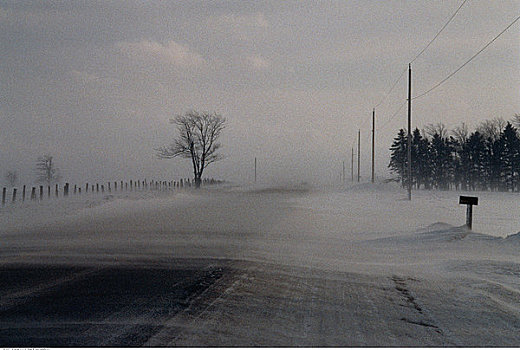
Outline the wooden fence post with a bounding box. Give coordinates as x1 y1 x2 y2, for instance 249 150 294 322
47 185 51 197
64 183 69 196
40 185 44 200
55 184 59 197
12 188 17 202
31 187 36 200
22 185 26 202
86 183 89 193
74 184 77 194
2 187 5 206
101 184 104 193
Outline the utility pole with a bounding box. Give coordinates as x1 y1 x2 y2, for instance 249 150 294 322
254 157 257 183
342 160 345 184
371 108 375 184
407 64 412 200
357 129 361 183
351 147 354 182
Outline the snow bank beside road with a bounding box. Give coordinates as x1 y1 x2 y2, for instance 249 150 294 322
291 184 520 238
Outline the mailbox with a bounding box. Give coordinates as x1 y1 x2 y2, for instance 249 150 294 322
459 196 478 230
459 196 478 206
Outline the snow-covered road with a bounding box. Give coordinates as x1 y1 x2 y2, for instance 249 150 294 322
0 184 519 346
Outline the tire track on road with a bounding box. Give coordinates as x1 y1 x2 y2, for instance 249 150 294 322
143 266 243 346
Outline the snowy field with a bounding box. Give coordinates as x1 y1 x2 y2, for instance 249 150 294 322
0 183 519 346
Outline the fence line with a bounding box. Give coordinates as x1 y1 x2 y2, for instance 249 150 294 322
1 178 223 207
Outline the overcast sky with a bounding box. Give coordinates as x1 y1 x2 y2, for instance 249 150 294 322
1 0 519 186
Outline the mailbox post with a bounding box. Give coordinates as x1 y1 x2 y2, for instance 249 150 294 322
459 196 478 230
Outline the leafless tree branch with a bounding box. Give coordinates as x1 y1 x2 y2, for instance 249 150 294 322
155 111 226 187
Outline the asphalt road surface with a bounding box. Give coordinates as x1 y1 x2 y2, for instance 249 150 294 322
0 258 518 347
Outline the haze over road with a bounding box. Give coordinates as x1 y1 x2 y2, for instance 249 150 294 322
1 185 519 346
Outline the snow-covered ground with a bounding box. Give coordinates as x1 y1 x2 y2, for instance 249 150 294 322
2 181 517 238
0 182 519 346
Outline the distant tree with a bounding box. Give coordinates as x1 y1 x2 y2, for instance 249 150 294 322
499 122 520 191
429 133 453 190
411 128 431 189
477 117 506 141
465 132 487 191
451 123 470 190
452 122 469 145
390 118 520 192
35 155 61 185
5 170 18 187
484 136 505 191
156 111 226 188
450 138 463 190
388 129 408 187
424 122 448 139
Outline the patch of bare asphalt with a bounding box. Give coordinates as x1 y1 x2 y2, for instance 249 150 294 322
0 262 233 347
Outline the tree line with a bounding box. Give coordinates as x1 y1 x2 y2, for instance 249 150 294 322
4 110 227 189
389 115 520 192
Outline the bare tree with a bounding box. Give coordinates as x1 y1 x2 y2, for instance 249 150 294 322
35 155 61 185
5 170 18 187
452 122 469 144
476 117 506 141
424 122 448 139
512 114 520 130
156 111 226 188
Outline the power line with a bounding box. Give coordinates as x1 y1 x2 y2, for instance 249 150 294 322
380 101 407 130
374 0 468 110
413 14 520 101
374 66 407 109
410 0 469 64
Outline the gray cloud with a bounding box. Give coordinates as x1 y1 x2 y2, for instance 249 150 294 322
0 0 519 185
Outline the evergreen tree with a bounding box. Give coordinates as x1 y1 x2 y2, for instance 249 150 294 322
411 128 431 189
500 122 520 191
389 115 520 192
484 136 505 191
465 131 486 190
451 138 465 190
429 133 453 190
388 129 408 187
